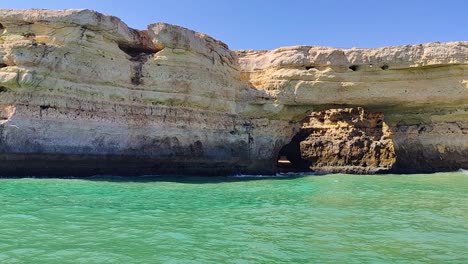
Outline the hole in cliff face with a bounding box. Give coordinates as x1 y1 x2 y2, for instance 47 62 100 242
349 65 359 71
118 43 158 59
0 23 4 34
381 64 389 70
0 86 9 93
22 32 36 39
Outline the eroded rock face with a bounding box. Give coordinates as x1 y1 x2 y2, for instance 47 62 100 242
282 108 396 174
237 43 468 174
0 8 466 176
392 121 468 172
0 9 295 176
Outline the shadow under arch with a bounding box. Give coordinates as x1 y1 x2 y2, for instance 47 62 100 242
276 128 312 173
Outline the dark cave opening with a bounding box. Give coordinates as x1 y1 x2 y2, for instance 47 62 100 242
276 132 311 173
0 86 9 93
118 43 159 59
348 65 359 71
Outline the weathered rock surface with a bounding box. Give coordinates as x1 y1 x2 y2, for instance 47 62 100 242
279 108 396 174
0 9 466 176
0 9 294 176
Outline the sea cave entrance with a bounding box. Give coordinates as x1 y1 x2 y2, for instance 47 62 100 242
276 132 311 173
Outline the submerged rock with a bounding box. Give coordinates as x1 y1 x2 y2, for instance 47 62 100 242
0 9 466 176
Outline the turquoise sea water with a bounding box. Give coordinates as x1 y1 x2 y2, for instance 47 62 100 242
0 172 467 263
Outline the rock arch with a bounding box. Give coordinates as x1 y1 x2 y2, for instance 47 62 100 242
276 107 396 174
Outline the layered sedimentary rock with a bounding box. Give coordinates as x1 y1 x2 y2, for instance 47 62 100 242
237 43 468 173
0 9 293 176
0 9 466 176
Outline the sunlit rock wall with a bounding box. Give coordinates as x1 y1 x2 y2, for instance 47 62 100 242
0 9 466 176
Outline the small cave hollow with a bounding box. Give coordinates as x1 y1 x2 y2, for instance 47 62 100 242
118 43 159 60
349 65 359 71
0 86 9 93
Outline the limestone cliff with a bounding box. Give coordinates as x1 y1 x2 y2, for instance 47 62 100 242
0 9 466 176
237 43 468 173
0 9 294 176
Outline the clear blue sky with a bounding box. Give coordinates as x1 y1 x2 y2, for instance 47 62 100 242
1 0 467 50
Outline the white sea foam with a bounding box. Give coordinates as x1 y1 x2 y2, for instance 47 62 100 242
233 172 315 178
233 174 287 178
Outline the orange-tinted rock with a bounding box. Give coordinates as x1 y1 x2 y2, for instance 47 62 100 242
299 108 396 174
